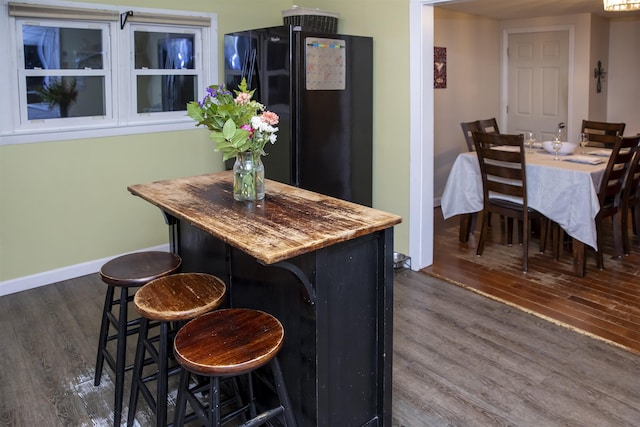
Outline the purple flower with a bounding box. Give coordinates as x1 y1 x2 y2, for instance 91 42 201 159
213 84 232 98
198 95 209 108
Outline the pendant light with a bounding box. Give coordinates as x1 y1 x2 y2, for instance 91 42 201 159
603 0 640 11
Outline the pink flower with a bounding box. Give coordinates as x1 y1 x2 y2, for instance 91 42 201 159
235 92 251 105
240 123 254 137
261 111 279 125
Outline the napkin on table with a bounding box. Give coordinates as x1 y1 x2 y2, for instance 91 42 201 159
589 149 612 157
491 145 520 152
563 155 606 165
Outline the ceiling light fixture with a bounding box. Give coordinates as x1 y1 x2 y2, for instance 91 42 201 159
603 0 640 11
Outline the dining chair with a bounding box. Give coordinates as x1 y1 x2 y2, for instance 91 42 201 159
581 120 626 148
459 120 505 241
472 131 546 272
618 134 640 255
458 120 484 241
460 120 482 151
594 135 638 268
478 118 500 134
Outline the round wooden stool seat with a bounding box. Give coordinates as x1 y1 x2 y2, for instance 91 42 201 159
134 273 227 321
174 308 284 377
127 273 227 426
100 251 182 287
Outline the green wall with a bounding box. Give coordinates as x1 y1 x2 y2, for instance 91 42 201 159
0 0 410 282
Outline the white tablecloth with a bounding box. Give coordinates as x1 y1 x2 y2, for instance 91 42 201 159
441 148 606 250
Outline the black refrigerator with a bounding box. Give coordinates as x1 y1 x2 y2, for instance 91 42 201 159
224 25 373 206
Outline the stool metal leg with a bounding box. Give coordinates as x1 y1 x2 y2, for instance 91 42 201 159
246 372 257 419
156 321 170 427
271 357 297 427
127 317 149 426
113 286 129 427
208 376 221 427
174 369 189 427
94 285 115 386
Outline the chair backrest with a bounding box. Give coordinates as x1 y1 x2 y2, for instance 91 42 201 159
598 135 638 210
581 120 626 148
473 132 527 208
619 135 640 207
460 120 481 151
478 118 500 134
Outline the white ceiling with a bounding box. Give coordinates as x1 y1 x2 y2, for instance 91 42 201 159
434 0 640 20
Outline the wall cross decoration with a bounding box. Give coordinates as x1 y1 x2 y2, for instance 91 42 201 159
594 60 607 93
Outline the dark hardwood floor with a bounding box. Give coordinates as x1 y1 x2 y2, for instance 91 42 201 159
0 273 216 427
1 266 639 425
424 208 640 356
392 268 640 427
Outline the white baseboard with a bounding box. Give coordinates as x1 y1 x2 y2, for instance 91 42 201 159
0 244 170 297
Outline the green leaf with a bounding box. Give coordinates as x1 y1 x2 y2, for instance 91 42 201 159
221 151 237 162
209 132 225 143
186 102 204 122
233 130 251 149
222 119 237 139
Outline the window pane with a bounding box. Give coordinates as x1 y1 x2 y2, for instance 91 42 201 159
134 32 194 69
137 75 196 113
26 76 105 119
22 25 103 70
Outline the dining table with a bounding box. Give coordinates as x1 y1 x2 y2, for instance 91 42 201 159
441 144 610 277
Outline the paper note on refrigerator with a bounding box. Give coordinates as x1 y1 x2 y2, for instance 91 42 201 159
305 37 346 90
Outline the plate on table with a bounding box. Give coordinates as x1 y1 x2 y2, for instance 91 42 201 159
562 155 606 165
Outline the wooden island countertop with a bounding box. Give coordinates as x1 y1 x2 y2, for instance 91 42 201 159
128 171 402 265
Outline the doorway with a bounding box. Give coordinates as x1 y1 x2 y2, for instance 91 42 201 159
409 5 576 270
506 30 570 140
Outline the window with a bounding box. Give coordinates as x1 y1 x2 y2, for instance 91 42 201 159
0 1 217 145
129 26 200 120
20 22 110 122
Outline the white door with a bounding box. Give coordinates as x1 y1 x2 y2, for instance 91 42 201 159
507 31 569 141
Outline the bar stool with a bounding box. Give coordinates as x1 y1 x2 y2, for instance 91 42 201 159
95 251 182 427
127 273 227 427
173 308 297 427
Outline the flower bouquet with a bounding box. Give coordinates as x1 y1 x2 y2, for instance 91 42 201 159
187 79 279 201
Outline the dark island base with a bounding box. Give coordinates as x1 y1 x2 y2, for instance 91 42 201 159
173 219 394 426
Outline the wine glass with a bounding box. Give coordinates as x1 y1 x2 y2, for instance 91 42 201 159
552 136 563 160
580 132 588 154
526 131 536 154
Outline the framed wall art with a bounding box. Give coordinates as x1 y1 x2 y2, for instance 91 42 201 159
434 46 446 89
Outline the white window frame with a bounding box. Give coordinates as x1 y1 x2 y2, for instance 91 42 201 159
0 0 217 146
16 19 115 130
124 24 203 125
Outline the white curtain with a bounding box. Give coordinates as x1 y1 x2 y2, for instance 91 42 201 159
37 27 60 87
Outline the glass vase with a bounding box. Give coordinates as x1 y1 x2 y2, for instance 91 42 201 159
233 151 265 201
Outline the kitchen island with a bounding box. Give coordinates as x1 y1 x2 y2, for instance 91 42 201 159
128 171 402 426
